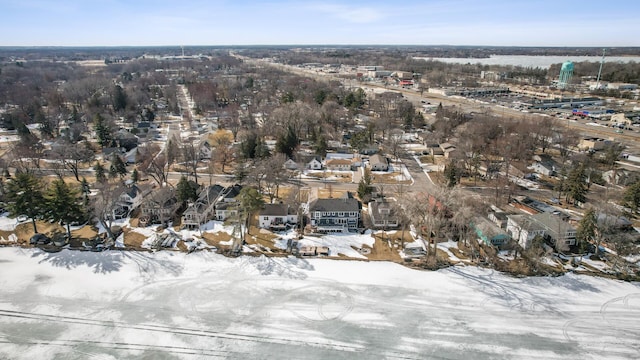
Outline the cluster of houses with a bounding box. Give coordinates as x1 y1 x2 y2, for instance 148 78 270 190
473 195 634 254
282 152 389 173
110 179 400 235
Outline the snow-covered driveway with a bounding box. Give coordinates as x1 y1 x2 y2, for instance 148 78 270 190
0 248 638 359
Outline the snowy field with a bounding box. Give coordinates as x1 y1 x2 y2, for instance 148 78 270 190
0 248 639 359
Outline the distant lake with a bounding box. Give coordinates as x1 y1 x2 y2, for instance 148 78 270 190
413 55 640 69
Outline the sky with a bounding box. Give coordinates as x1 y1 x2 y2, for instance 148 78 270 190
1 0 639 47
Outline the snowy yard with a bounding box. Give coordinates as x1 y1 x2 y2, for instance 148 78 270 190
0 248 639 359
274 230 375 259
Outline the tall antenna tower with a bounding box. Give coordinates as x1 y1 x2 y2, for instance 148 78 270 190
595 49 606 89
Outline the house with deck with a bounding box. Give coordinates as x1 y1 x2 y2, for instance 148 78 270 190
259 204 298 230
182 184 225 229
309 192 361 233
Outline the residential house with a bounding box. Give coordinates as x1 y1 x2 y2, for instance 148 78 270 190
199 140 212 160
123 147 139 165
532 212 577 251
597 213 634 231
473 217 511 248
529 161 556 177
259 203 298 230
603 169 638 186
112 183 150 220
214 184 243 221
578 137 608 151
506 214 546 250
283 158 299 170
181 184 224 229
440 143 456 159
369 154 389 172
326 158 352 171
304 156 323 170
140 187 179 226
507 213 576 251
309 192 361 233
369 199 399 229
488 211 508 229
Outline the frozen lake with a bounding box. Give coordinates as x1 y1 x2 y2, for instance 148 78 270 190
0 247 639 359
414 55 640 69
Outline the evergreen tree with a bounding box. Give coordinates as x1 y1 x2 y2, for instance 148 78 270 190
435 103 444 121
94 162 107 184
566 164 588 205
240 132 257 159
275 125 299 158
314 135 328 157
112 85 128 112
577 207 598 254
80 177 91 206
176 176 198 204
131 169 139 183
623 179 640 214
239 187 265 235
281 91 295 103
44 179 84 239
444 162 459 188
109 153 127 179
357 169 373 200
254 137 271 158
94 114 112 148
5 173 45 234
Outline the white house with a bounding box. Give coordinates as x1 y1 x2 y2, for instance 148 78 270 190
369 154 389 172
307 157 323 170
112 184 149 219
506 214 546 249
258 204 298 230
283 159 299 170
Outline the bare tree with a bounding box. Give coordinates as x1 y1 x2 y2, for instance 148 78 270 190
262 154 289 202
92 182 127 244
181 143 200 185
138 144 169 187
51 141 96 182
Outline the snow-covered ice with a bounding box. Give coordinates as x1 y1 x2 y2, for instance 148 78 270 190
0 247 638 359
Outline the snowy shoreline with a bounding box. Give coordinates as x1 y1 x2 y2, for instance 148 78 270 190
0 247 639 359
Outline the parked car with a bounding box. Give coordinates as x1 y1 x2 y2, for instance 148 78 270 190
29 234 51 245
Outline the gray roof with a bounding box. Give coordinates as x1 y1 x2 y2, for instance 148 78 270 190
221 184 242 200
369 154 387 166
260 203 295 216
198 184 224 203
310 197 360 213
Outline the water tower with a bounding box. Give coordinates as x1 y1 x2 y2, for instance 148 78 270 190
558 61 574 89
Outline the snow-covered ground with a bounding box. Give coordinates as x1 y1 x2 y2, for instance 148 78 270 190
274 230 375 259
0 248 638 359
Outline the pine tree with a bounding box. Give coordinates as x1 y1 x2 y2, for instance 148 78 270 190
444 162 459 188
109 153 127 179
577 208 598 255
566 164 588 205
112 85 128 112
94 162 107 184
94 114 112 148
44 179 84 239
176 176 197 204
131 169 139 183
623 180 640 215
80 177 91 206
239 187 265 236
5 173 45 234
